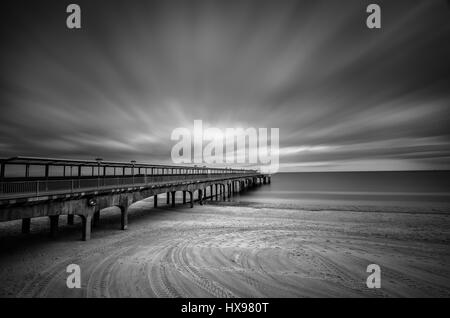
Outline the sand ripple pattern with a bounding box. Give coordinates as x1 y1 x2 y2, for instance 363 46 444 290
13 204 450 298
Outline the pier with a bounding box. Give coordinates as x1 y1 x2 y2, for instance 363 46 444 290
0 157 270 240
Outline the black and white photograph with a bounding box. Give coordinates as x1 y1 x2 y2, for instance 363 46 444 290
0 0 450 303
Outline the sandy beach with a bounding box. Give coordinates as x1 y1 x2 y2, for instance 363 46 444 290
1 197 449 298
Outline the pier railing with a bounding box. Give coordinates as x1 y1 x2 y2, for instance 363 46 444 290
0 156 261 199
0 173 259 199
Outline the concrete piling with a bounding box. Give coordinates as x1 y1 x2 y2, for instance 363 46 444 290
189 191 194 208
80 215 92 241
93 210 100 227
171 191 176 207
120 206 128 230
198 189 203 205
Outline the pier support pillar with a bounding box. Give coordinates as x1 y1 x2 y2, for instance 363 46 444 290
171 191 176 207
268 176 271 184
263 177 267 185
93 210 100 228
215 184 218 199
80 215 92 241
189 191 194 208
120 206 128 230
22 218 30 234
67 214 74 225
49 215 59 238
154 195 158 208
166 193 170 205
198 189 203 205
183 191 186 204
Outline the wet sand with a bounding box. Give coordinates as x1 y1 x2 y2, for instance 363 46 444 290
1 199 450 298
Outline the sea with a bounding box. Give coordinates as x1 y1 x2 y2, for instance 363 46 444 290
228 171 450 213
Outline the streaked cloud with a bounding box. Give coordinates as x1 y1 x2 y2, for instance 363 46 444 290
0 0 449 171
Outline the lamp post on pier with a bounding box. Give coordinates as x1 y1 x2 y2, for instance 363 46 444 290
131 160 136 185
95 158 103 188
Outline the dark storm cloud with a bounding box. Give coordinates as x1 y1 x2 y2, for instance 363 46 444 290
0 0 449 170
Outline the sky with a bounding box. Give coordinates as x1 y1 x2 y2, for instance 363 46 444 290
0 0 449 171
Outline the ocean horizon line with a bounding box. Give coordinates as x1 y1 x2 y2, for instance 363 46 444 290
273 170 450 174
